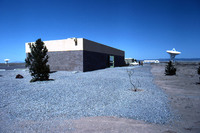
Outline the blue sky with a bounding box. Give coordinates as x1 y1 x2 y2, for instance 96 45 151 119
0 0 199 62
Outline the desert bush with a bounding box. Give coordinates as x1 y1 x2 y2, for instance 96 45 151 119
25 38 50 82
165 61 176 75
127 69 141 91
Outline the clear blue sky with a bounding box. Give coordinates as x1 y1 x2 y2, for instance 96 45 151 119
0 0 199 62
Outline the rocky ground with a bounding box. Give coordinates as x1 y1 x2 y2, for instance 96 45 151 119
0 62 200 133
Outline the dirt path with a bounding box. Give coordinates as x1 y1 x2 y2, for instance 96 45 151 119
151 63 200 133
11 116 174 133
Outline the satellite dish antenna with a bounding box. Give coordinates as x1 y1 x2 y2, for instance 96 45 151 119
70 37 77 46
166 48 181 61
4 59 10 66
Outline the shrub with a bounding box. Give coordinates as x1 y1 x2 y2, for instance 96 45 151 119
25 38 50 82
198 63 200 75
127 69 141 91
165 61 176 75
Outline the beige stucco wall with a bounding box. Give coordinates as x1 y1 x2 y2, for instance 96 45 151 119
25 38 83 53
25 38 124 56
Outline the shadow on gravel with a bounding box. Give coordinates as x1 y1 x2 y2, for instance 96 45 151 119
29 79 55 82
50 71 57 73
48 79 55 81
36 79 54 82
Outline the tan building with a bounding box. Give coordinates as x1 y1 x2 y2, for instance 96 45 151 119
25 38 125 72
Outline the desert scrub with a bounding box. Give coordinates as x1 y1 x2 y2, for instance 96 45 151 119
127 68 141 91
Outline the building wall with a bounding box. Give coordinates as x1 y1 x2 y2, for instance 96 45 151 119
83 51 109 72
26 51 84 71
48 51 83 71
83 51 125 72
83 39 125 71
83 39 124 56
25 38 125 72
114 55 126 66
25 38 84 53
25 38 84 71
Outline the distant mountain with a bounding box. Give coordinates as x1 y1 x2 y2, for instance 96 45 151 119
141 58 200 62
159 58 200 62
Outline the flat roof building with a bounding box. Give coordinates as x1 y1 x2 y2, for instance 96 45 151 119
25 38 125 72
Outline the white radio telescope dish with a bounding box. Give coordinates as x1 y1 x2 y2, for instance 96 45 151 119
166 48 181 61
4 59 10 64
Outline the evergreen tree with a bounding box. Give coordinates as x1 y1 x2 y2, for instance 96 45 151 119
165 61 176 75
25 38 50 82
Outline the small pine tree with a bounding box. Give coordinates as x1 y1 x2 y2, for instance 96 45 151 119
198 63 200 84
25 38 50 82
165 61 176 75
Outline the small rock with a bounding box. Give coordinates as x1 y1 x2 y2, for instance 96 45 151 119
16 74 24 79
163 130 177 133
184 127 192 131
72 71 78 74
185 105 192 109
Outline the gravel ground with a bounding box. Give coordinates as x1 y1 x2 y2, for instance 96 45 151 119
0 65 174 131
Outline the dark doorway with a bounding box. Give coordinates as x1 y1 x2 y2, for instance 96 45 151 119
109 55 114 68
